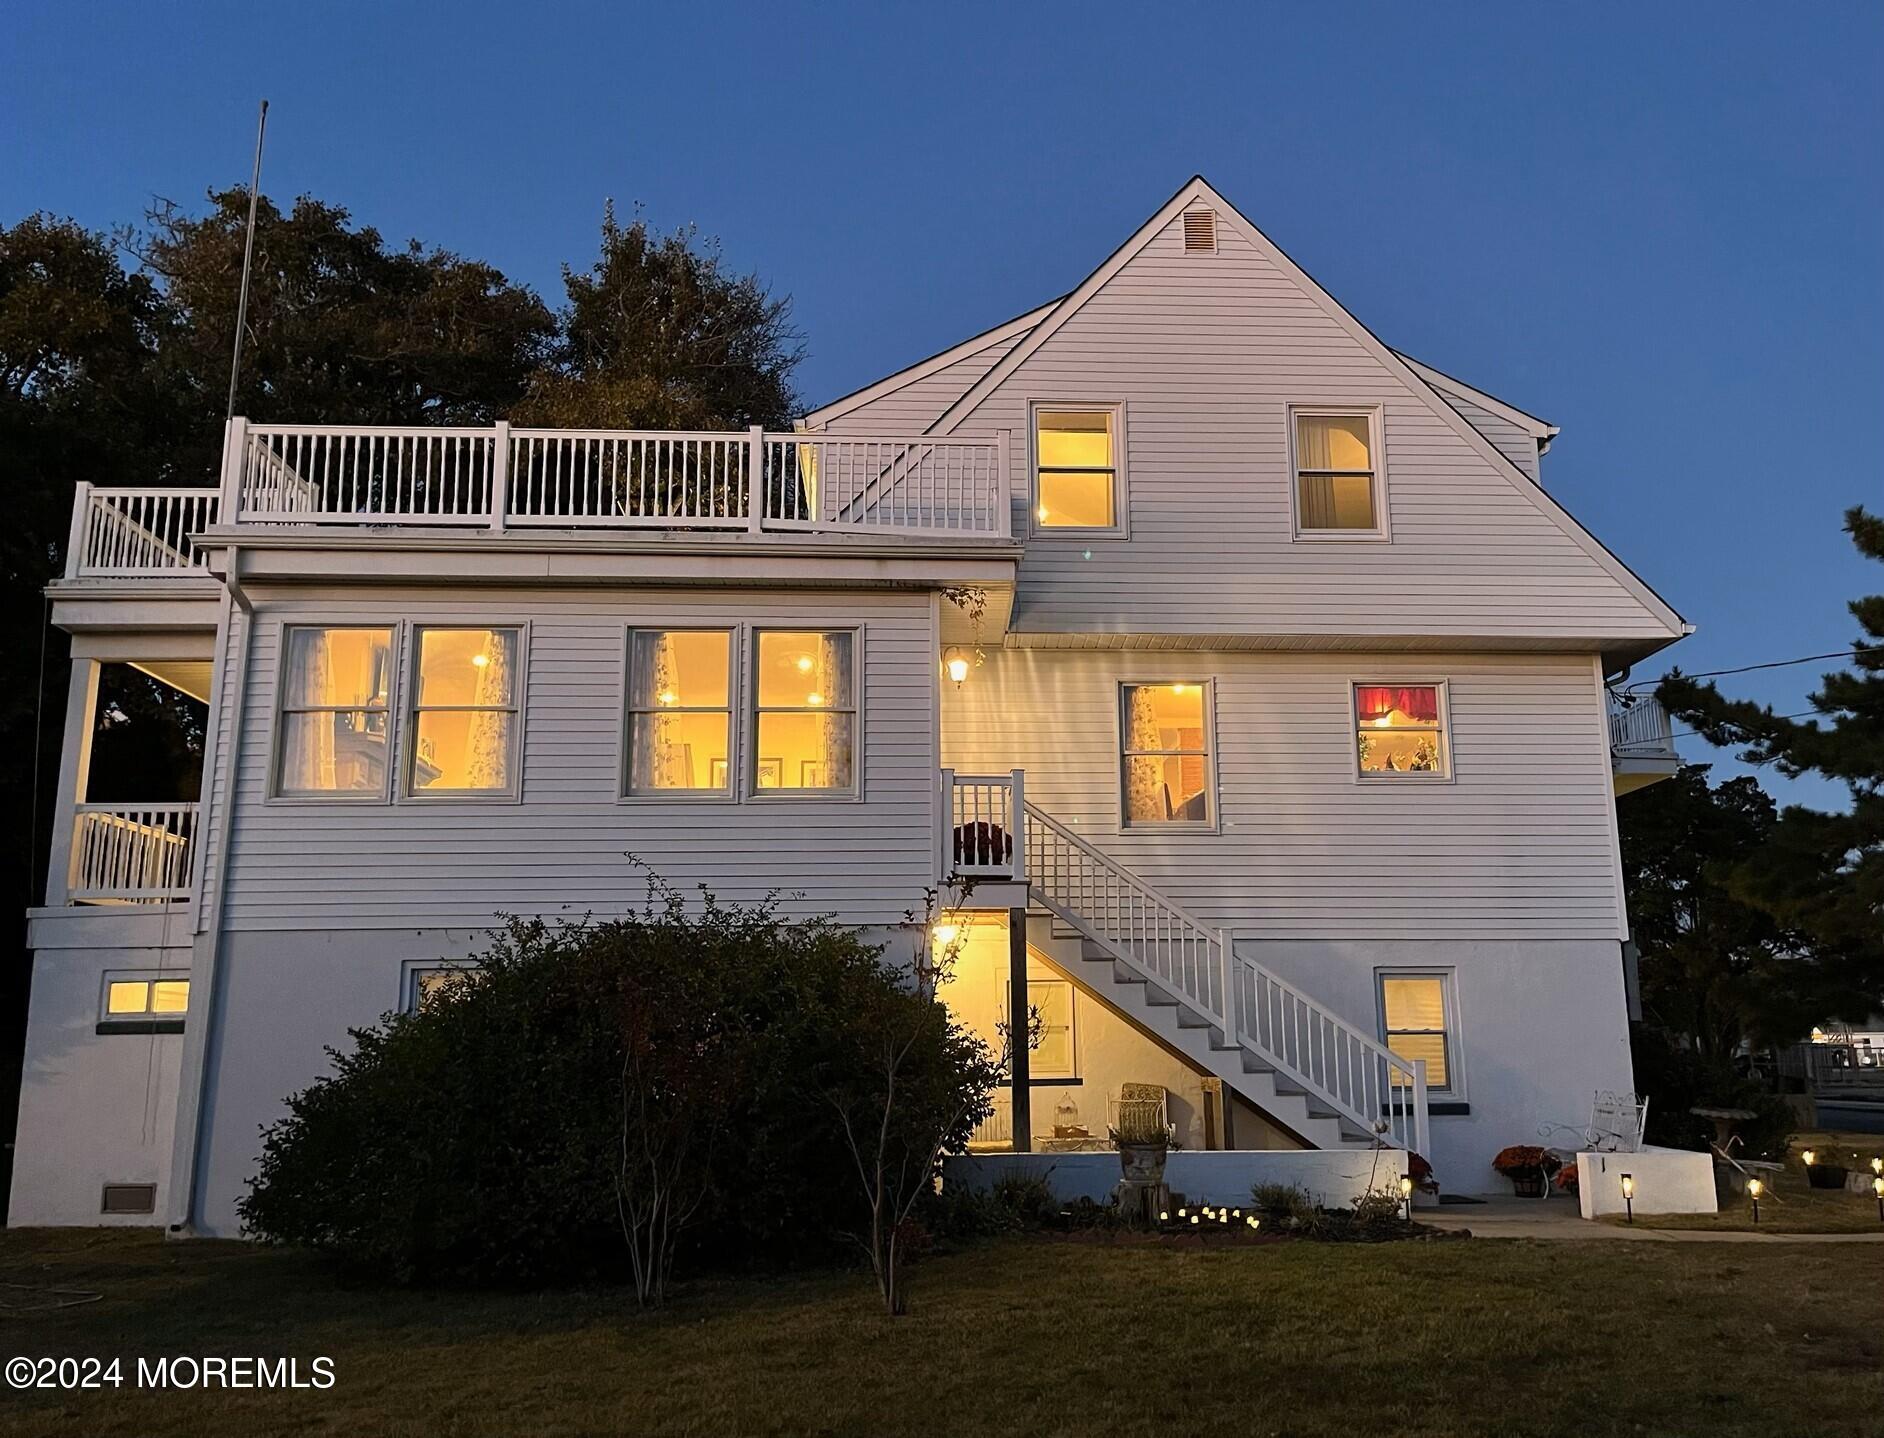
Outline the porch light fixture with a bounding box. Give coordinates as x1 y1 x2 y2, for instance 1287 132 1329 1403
933 924 959 946
944 647 970 687
1747 1177 1763 1224
1619 1172 1634 1225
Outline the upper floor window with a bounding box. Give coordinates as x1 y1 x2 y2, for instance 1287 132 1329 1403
1378 971 1455 1092
754 631 857 794
625 629 733 795
1034 407 1119 530
1354 683 1449 778
276 626 394 797
409 628 522 796
1121 681 1213 824
1294 409 1383 536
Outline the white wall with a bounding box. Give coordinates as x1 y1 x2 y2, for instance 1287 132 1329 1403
1577 1148 1716 1217
10 944 188 1226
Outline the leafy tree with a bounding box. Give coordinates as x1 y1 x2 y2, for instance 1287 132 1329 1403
1658 506 1884 1018
1618 765 1836 1059
517 205 802 431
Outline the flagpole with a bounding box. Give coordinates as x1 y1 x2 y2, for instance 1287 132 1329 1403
225 99 269 423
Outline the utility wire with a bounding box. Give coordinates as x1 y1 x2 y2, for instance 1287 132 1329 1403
1618 645 1882 692
1666 709 1824 744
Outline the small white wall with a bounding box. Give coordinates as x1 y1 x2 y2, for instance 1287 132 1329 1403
10 942 189 1226
946 1147 1406 1209
1577 1148 1716 1218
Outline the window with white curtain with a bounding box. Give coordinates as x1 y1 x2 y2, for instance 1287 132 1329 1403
275 626 394 797
1120 682 1213 824
624 629 733 795
408 628 522 796
1294 409 1383 535
753 631 856 793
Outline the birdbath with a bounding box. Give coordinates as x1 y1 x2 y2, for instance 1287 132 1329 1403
1691 1105 1758 1150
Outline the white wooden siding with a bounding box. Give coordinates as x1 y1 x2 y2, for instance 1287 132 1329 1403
1432 388 1541 481
202 588 937 931
943 647 1624 940
809 331 1028 437
821 210 1672 645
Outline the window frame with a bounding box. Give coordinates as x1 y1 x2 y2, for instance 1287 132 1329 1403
1350 679 1453 783
1289 405 1389 541
620 626 739 803
400 959 478 1014
269 622 399 803
97 969 189 1035
1029 400 1129 538
1007 975 1080 1082
746 626 864 802
1375 968 1461 1098
1116 679 1219 831
401 623 529 802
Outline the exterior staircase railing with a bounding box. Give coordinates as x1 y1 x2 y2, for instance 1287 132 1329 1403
1020 801 1428 1156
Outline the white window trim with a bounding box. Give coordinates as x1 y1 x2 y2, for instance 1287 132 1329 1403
402 623 530 803
268 622 399 803
745 626 864 802
1028 399 1130 538
98 968 190 1029
1349 678 1454 783
1007 973 1080 1082
400 959 478 1014
1289 404 1390 542
620 625 740 803
1375 967 1463 1099
1117 679 1220 832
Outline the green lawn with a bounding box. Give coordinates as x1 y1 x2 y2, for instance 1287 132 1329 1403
1619 1131 1884 1234
4 1228 1881 1437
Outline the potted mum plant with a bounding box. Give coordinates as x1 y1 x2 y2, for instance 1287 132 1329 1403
1492 1144 1559 1199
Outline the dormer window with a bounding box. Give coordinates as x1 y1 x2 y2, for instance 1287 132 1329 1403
1293 408 1386 538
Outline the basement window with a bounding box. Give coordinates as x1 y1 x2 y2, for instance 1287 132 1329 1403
98 973 188 1034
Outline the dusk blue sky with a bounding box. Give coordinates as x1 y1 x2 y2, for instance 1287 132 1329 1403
7 2 1878 809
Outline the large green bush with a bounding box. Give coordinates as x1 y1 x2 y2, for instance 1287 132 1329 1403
239 893 997 1287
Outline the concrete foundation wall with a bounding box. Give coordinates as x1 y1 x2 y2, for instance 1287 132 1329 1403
1577 1147 1717 1218
946 1148 1407 1210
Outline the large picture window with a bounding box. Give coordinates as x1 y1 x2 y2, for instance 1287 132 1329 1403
1120 682 1212 824
1034 408 1119 529
625 629 733 795
753 631 856 793
1294 410 1383 535
275 626 395 797
1354 683 1449 778
409 628 522 795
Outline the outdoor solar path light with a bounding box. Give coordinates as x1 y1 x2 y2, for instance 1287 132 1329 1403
1748 1176 1763 1224
1801 1149 1816 1169
1874 1175 1883 1224
1620 1172 1634 1224
1399 1173 1414 1222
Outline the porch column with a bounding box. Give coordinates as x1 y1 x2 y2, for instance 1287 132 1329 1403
1007 906 1031 1153
43 657 100 907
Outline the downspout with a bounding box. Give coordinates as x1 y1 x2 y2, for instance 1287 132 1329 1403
165 544 254 1236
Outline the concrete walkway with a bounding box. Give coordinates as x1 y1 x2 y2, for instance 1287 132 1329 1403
1419 1194 1884 1243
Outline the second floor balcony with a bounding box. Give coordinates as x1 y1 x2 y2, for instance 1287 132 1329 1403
65 420 1015 581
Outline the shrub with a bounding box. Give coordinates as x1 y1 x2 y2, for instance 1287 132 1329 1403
1251 1182 1319 1227
239 893 997 1291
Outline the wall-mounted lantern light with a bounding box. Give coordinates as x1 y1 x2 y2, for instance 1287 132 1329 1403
944 647 970 687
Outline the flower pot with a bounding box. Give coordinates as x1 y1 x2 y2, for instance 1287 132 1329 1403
1508 1170 1547 1199
1117 1140 1170 1185
1806 1163 1849 1190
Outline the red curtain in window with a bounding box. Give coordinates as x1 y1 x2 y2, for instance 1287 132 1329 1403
1355 686 1439 723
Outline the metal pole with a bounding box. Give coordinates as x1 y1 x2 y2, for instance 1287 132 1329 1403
225 100 269 423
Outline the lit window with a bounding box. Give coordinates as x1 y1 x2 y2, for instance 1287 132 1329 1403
625 630 732 794
1354 683 1448 777
275 627 394 796
101 974 189 1029
754 631 856 793
1295 411 1380 533
1379 973 1453 1092
406 966 475 1013
1027 980 1077 1080
1035 409 1117 528
409 628 522 795
1121 682 1212 823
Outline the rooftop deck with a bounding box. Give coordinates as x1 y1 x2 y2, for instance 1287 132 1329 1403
65 420 1013 579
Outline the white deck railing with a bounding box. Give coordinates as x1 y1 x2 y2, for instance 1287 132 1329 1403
228 421 1012 538
69 803 198 903
1608 693 1677 758
1019 802 1428 1157
66 485 220 578
939 769 1026 880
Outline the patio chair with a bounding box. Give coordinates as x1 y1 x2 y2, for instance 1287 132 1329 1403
1538 1090 1649 1153
1111 1083 1173 1143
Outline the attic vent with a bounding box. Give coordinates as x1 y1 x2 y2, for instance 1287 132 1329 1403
101 1182 157 1215
1182 208 1217 254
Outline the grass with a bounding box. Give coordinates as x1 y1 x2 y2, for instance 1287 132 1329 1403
1618 1130 1884 1234
3 1227 1882 1437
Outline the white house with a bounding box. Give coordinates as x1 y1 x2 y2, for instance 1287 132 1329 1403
10 177 1686 1232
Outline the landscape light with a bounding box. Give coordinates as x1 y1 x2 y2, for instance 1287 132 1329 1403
1872 1157 1882 1177
1748 1177 1763 1224
1399 1173 1414 1221
1801 1149 1816 1168
1620 1173 1634 1224
1874 1176 1884 1224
